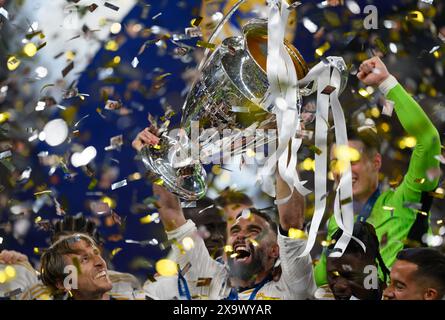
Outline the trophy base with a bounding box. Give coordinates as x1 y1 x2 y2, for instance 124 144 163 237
140 139 207 201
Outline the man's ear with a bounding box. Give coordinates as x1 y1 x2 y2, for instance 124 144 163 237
424 288 439 300
270 243 279 259
373 152 382 171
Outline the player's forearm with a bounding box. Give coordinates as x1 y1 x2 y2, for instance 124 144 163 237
382 76 440 146
276 173 305 231
152 184 186 231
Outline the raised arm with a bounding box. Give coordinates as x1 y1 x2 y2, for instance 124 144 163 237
358 56 440 195
276 172 305 231
152 184 186 232
275 172 316 298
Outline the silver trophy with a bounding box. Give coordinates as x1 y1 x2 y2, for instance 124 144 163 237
140 19 347 200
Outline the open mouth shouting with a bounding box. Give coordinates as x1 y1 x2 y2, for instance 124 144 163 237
94 269 108 280
232 242 254 264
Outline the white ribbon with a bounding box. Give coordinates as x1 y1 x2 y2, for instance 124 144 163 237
295 57 363 257
258 0 310 206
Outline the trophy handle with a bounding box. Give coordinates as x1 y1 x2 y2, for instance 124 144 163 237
197 0 247 71
139 134 207 201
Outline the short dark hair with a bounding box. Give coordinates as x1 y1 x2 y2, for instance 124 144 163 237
234 207 278 235
328 221 390 282
347 125 381 156
40 234 96 293
214 188 253 208
396 248 445 296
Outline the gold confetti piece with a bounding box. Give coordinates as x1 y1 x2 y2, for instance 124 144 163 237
105 40 119 51
309 145 322 155
23 43 37 57
153 178 164 186
33 247 40 254
224 245 233 253
0 271 6 284
191 16 203 27
315 42 330 57
0 112 10 123
111 248 122 256
288 228 307 239
334 145 361 162
128 172 142 181
155 259 177 276
61 61 74 77
414 178 425 184
34 190 52 196
374 38 388 55
211 165 222 175
139 214 153 224
88 178 98 190
407 10 424 23
7 56 20 71
321 239 335 247
104 2 119 11
196 40 216 50
332 271 340 277
382 206 395 211
4 266 16 279
437 220 443 225
358 88 371 98
249 239 259 247
230 252 238 259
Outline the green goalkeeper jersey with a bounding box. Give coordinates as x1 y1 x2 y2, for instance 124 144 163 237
314 81 441 286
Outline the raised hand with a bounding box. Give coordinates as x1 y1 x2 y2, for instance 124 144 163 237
131 128 160 152
357 56 390 87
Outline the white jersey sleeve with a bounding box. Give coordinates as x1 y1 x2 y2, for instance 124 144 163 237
0 261 39 299
276 232 316 298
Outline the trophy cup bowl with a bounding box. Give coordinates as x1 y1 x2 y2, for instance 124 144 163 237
140 19 346 201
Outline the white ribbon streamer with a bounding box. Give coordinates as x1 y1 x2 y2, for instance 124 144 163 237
258 0 310 206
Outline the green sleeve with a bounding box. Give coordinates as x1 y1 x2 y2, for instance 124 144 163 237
314 251 328 286
314 217 338 286
388 84 441 199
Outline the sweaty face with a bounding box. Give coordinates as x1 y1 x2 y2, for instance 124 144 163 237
62 239 112 299
383 260 428 300
327 253 380 300
227 214 277 281
331 140 379 202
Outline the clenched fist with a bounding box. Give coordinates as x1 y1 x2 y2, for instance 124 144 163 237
131 127 160 152
357 56 390 87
